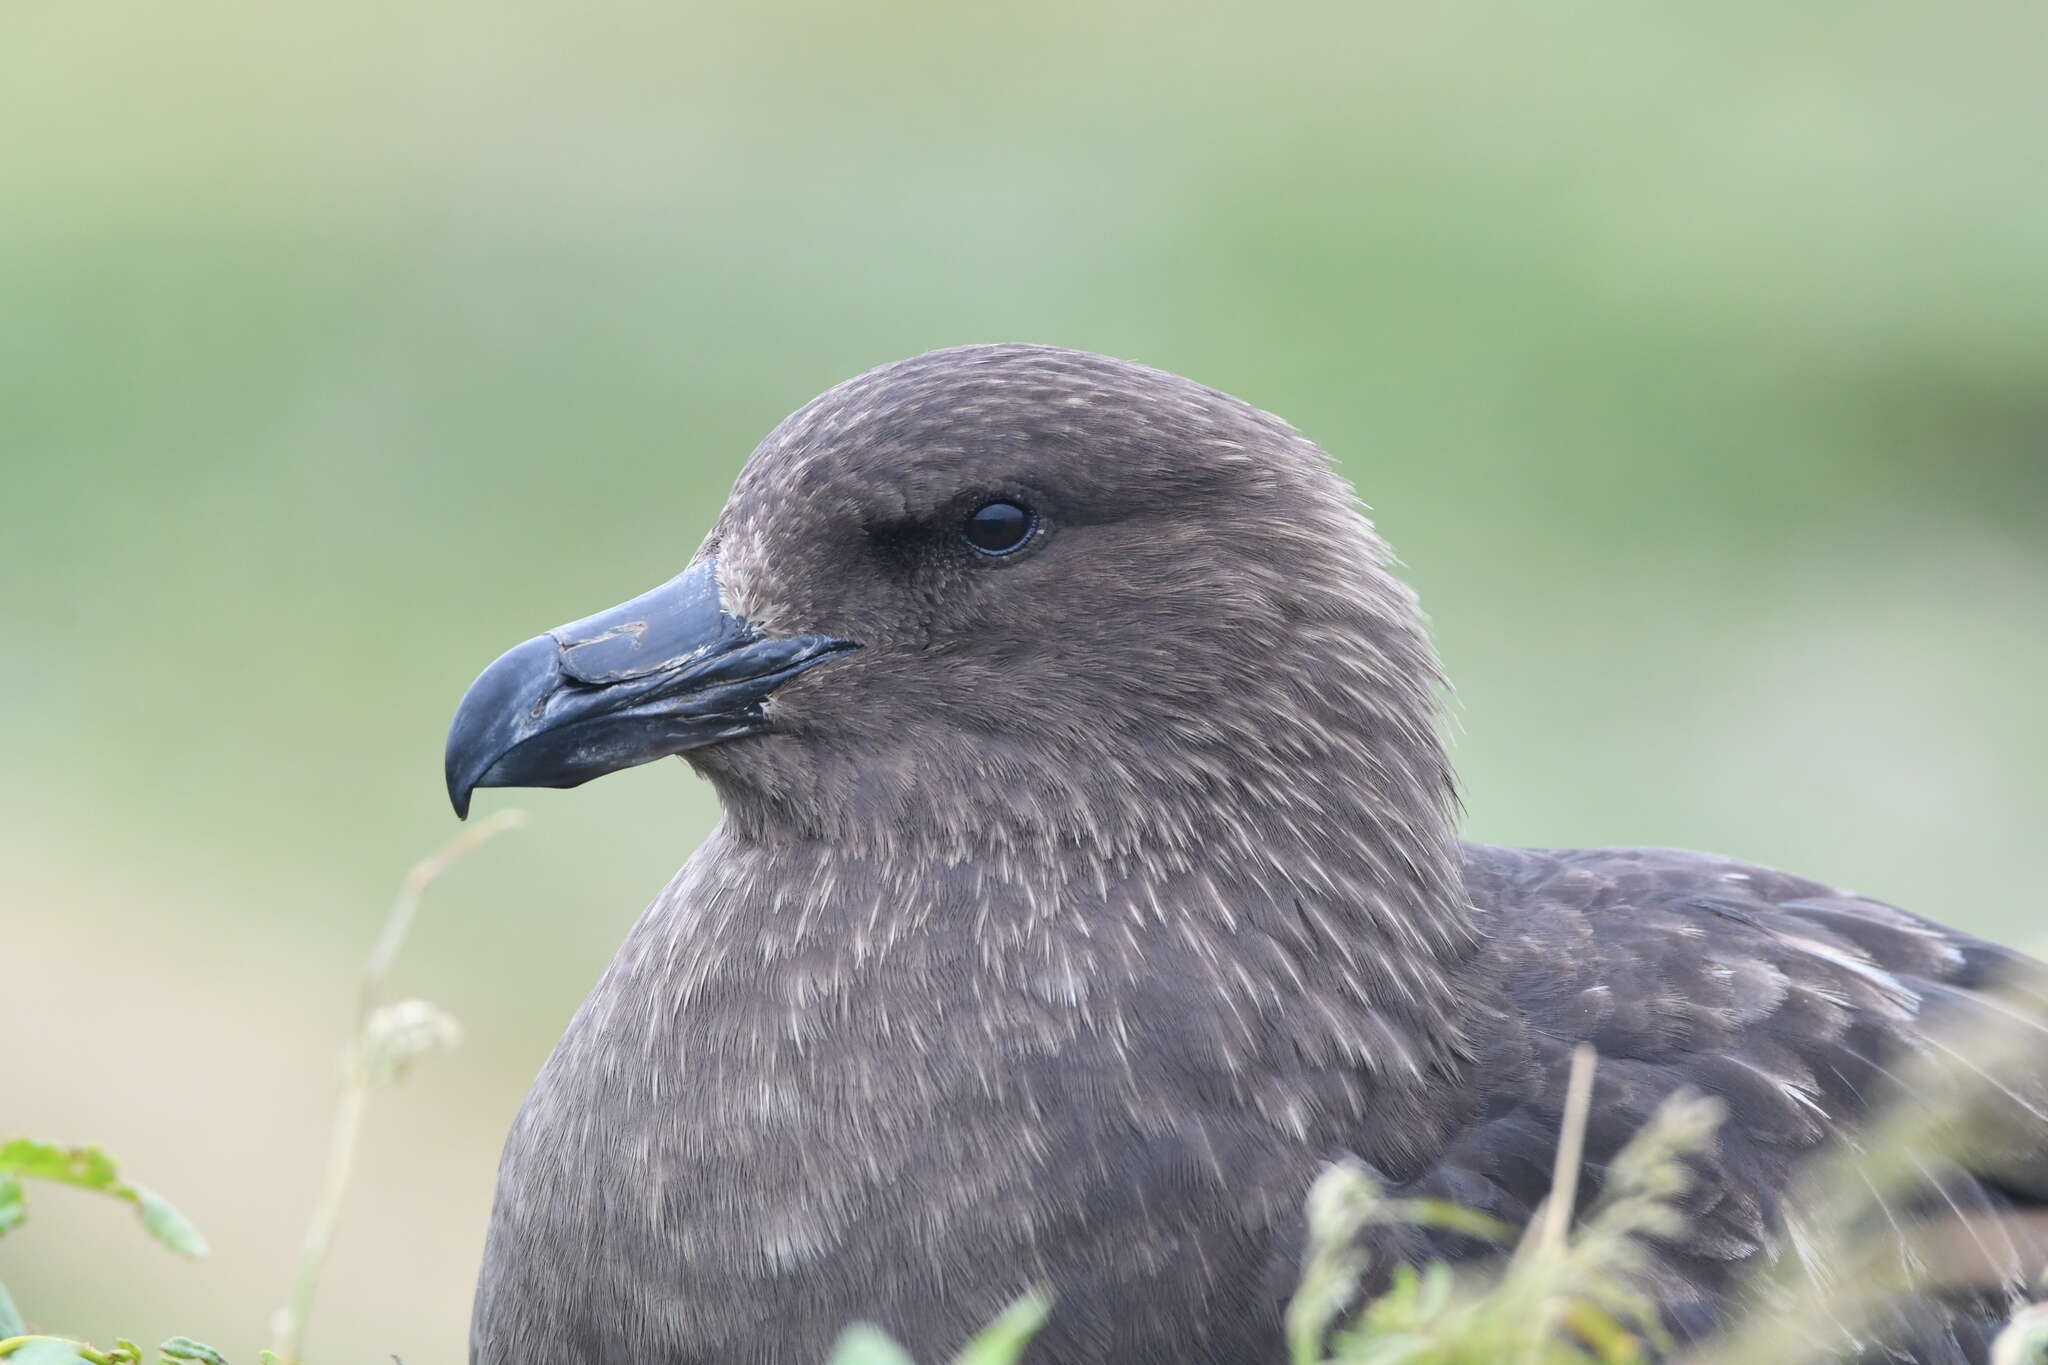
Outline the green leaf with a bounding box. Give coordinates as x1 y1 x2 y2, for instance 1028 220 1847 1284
0 1138 75 1179
9 1342 100 1365
1411 1261 1454 1319
953 1292 1050 1365
0 1277 26 1335
0 1174 25 1238
0 1141 129 1199
1376 1196 1516 1245
825 1325 917 1365
1287 1162 1383 1365
0 1142 201 1260
158 1338 228 1365
134 1186 208 1257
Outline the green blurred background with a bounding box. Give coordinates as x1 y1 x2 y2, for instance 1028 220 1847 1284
5 0 2044 1356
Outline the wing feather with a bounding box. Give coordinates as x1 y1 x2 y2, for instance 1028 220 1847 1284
1383 844 2048 1360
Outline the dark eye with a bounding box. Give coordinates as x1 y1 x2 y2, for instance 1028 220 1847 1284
962 500 1037 556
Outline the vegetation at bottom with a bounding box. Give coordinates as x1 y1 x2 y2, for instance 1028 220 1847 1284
5 825 2045 1365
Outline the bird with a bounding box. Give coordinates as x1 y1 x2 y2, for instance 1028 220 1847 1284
444 344 2047 1365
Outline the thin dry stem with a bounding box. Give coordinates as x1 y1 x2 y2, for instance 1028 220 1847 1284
1533 1044 1599 1259
268 810 525 1364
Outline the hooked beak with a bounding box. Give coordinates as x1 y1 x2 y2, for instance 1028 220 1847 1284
443 556 855 818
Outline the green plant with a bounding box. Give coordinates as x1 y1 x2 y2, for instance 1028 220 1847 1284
0 1140 213 1364
1289 1045 1717 1365
825 1293 1050 1365
1280 994 2048 1365
0 811 524 1365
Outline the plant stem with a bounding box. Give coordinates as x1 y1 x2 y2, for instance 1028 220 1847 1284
359 810 527 1023
268 809 524 1364
1536 1044 1598 1256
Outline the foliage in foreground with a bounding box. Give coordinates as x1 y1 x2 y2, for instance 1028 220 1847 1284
830 1028 2048 1365
0 813 521 1365
1286 1053 1708 1365
6 818 2047 1365
825 1294 1048 1365
0 1139 214 1364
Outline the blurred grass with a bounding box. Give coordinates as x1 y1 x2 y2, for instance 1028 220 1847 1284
2 0 2044 1357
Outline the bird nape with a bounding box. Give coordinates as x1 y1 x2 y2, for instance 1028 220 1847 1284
444 344 2047 1365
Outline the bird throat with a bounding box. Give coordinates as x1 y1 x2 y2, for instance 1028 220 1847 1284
616 750 1481 1161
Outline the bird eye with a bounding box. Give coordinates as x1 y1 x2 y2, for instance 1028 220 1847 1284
962 501 1037 556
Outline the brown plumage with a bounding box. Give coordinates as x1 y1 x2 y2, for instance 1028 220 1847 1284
445 344 2048 1364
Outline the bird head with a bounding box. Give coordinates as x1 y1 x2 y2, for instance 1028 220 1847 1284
445 344 1449 853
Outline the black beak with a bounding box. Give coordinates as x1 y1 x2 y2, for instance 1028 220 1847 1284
444 556 855 818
